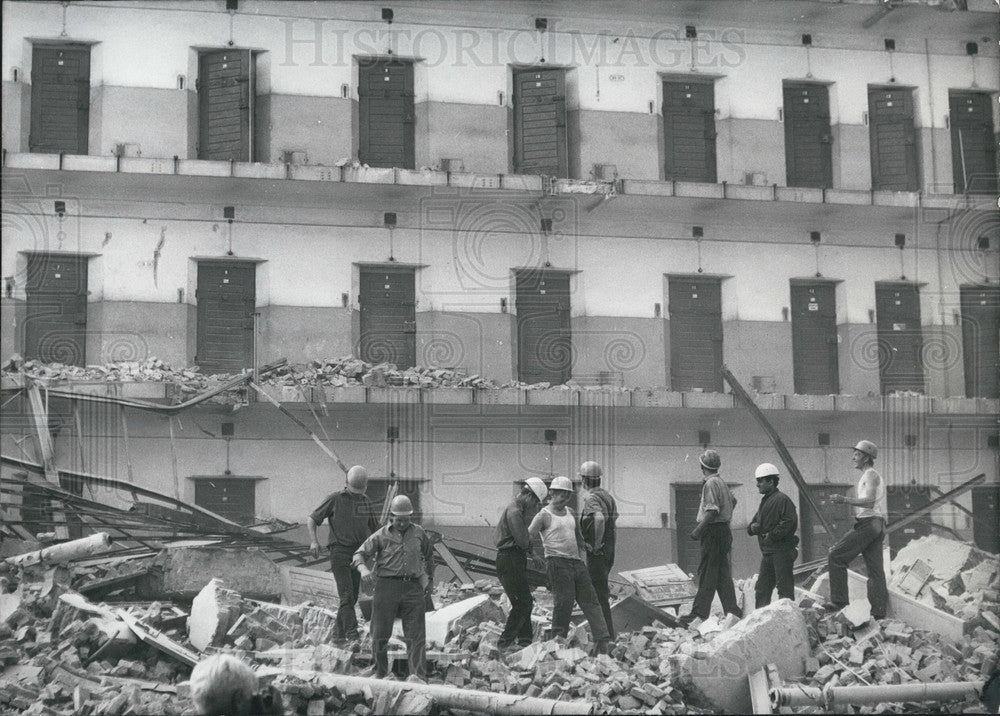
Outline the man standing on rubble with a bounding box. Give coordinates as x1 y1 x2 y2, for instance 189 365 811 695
826 440 888 619
307 465 379 643
353 494 435 679
684 449 742 624
528 476 612 653
748 463 799 607
579 460 619 640
494 476 548 650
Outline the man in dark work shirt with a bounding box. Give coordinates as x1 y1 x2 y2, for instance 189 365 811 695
308 465 379 641
747 463 799 608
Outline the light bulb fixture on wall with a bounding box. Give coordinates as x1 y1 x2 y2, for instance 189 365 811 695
223 206 235 255
810 230 822 277
895 232 906 279
884 38 897 83
686 25 698 71
802 34 814 79
384 211 397 261
967 42 979 87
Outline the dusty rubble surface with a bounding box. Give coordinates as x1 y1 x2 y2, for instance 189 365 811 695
1 355 629 393
2 549 997 716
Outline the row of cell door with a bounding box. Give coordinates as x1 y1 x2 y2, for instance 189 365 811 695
30 45 996 193
19 257 1000 398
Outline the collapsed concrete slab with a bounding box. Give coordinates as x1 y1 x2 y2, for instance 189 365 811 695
187 578 244 651
425 594 506 648
154 547 284 600
671 598 809 713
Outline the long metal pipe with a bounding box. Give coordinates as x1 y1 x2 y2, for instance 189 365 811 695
771 680 986 709
256 667 593 715
6 531 112 567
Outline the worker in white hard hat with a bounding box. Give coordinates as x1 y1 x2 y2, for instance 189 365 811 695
579 460 619 640
748 463 799 607
684 449 742 625
189 653 283 716
528 476 611 654
306 465 379 643
353 493 435 679
494 476 548 649
825 440 888 619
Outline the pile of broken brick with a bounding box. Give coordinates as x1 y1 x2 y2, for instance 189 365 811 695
3 545 997 716
1 355 628 393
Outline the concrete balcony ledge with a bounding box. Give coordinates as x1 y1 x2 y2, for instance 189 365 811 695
631 388 684 408
786 394 836 411
682 391 733 409
474 388 525 405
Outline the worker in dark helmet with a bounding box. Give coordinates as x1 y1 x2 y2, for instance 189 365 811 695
353 494 435 679
684 449 742 624
825 440 888 619
307 465 379 643
579 460 619 640
748 463 799 607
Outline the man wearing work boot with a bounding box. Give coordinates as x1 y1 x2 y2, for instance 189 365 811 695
494 476 548 650
684 449 743 624
528 476 611 654
307 465 379 643
353 494 435 679
579 460 618 641
748 463 799 607
825 440 889 620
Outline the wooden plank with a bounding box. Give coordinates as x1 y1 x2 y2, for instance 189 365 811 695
433 541 475 587
748 667 774 714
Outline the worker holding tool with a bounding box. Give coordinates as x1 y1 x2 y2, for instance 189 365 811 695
579 460 619 640
307 465 379 643
353 494 435 679
684 449 743 624
826 440 889 619
494 476 548 650
748 463 799 607
528 475 611 654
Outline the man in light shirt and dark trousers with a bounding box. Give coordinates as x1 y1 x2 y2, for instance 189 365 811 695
825 440 889 619
684 449 743 624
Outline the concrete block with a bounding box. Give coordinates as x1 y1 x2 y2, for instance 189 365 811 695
475 388 524 405
892 535 973 583
871 190 919 208
682 391 733 409
786 394 835 411
367 387 421 404
187 578 244 651
674 599 809 713
321 386 367 403
525 389 579 406
838 599 871 628
232 162 287 179
500 174 544 191
631 389 683 408
4 152 60 170
425 595 504 647
119 156 174 174
61 155 118 172
932 396 981 414
289 164 341 182
157 547 284 600
396 168 448 186
621 179 675 197
342 166 394 184
578 390 631 407
961 560 997 593
674 181 725 199
774 187 823 203
723 184 774 201
834 394 882 411
177 159 232 177
421 388 473 404
448 172 501 189
824 188 870 205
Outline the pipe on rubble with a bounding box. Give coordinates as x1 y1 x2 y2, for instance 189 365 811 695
771 680 986 710
5 532 113 567
258 668 593 715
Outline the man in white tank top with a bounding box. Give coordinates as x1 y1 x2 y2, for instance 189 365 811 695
826 439 889 619
528 476 611 653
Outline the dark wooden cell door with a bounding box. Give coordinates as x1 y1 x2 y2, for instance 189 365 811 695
359 266 416 368
358 59 415 169
875 283 925 394
30 45 90 154
513 68 567 177
24 253 88 365
662 78 717 182
515 269 572 385
673 484 703 574
791 281 840 395
960 284 1000 398
195 262 256 373
198 49 252 161
799 484 853 562
194 477 256 525
668 276 723 392
949 91 998 194
869 86 919 191
784 82 833 189
886 486 931 553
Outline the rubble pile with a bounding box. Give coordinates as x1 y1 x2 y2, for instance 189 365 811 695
889 535 1000 625
2 355 633 393
786 595 998 713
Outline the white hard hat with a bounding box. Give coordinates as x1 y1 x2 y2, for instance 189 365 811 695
579 461 603 479
346 465 369 492
549 475 574 492
755 463 780 480
853 440 878 460
389 494 413 516
524 477 548 503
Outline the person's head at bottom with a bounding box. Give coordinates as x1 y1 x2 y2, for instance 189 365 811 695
190 654 257 716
